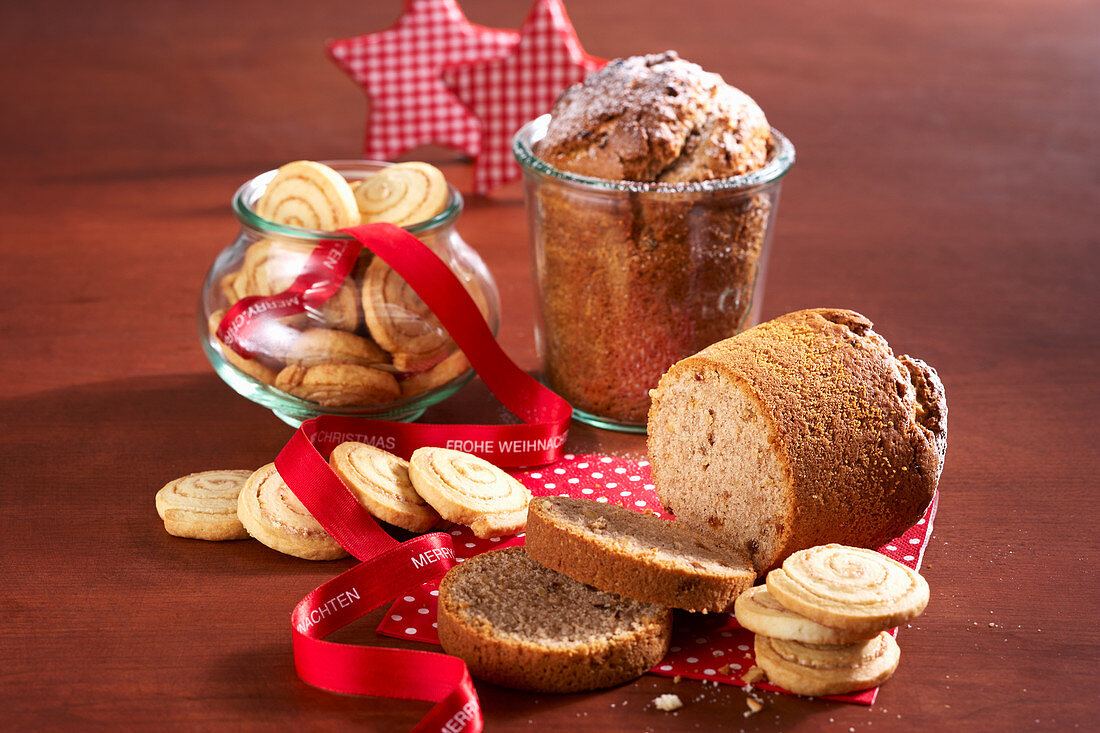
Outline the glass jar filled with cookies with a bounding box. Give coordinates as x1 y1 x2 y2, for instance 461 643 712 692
198 160 499 426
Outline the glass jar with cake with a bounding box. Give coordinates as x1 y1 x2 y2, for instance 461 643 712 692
198 160 500 426
513 52 795 432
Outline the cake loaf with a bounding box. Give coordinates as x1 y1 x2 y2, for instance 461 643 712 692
647 308 947 573
530 51 776 424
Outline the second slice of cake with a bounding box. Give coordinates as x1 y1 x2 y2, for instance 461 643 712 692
525 495 756 613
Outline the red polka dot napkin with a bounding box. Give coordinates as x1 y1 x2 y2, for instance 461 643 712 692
377 453 939 705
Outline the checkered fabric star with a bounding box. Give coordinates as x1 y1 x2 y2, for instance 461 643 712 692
442 0 604 194
327 0 518 161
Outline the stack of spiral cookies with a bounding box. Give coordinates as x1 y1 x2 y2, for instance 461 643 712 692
155 445 532 560
734 544 930 696
211 160 491 408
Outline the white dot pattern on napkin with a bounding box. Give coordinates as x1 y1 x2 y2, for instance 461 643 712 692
373 453 938 707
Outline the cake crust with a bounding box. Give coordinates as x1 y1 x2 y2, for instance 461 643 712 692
534 51 771 183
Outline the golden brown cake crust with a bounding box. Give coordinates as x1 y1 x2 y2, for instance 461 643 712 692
534 51 771 183
525 496 755 613
649 308 947 571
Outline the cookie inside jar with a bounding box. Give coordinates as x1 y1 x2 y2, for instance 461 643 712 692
200 160 499 419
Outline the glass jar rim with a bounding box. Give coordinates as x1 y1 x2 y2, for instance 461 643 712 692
231 159 464 240
512 115 795 196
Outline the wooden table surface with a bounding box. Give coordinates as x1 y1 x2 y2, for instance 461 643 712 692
3 0 1097 730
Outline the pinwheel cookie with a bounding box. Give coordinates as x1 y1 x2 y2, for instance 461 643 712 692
207 310 280 385
275 364 400 408
155 469 252 541
361 257 489 372
353 161 449 226
232 239 359 332
766 545 929 635
360 257 452 370
734 585 868 645
753 632 901 696
255 160 360 231
236 463 347 560
329 442 440 532
285 328 389 369
399 349 470 398
408 447 531 538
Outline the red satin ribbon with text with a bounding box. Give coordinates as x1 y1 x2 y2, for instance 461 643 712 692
264 222 573 732
217 238 361 359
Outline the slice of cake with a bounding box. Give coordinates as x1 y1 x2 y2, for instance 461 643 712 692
525 496 756 613
437 547 672 693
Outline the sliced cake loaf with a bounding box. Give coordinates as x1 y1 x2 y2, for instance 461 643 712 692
437 547 672 693
647 308 947 573
525 496 756 613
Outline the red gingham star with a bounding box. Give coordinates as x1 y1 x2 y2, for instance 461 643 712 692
327 0 518 161
442 0 604 194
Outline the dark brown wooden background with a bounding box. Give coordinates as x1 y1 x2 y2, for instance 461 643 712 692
2 0 1097 729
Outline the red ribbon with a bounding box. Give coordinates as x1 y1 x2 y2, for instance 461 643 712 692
254 222 573 731
217 239 361 359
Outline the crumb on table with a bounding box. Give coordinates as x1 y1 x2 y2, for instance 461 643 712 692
743 665 766 684
652 693 683 712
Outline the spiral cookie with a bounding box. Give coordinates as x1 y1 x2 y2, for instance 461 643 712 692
207 310 280 385
285 328 389 369
235 240 359 332
155 470 252 541
734 585 868 645
275 364 401 408
753 633 901 696
329 442 441 532
399 350 470 398
408 448 531 538
361 257 452 366
353 162 448 226
220 271 242 305
236 463 347 560
255 160 360 231
766 545 929 635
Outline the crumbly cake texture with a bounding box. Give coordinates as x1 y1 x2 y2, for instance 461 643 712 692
535 51 771 183
530 51 776 423
437 547 672 693
648 308 947 573
525 496 755 613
